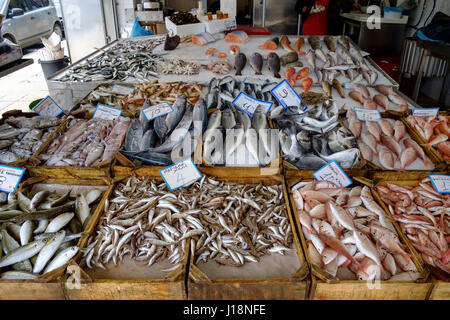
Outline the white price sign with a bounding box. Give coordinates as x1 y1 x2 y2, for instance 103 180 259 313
232 92 273 117
33 96 63 117
160 159 202 191
92 104 122 120
225 18 237 30
0 165 26 193
111 85 135 96
142 102 174 121
429 175 450 194
313 161 352 188
271 80 304 109
412 108 439 118
354 107 381 122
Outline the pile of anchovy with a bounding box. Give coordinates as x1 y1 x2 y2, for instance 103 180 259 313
58 38 165 82
0 116 62 164
0 188 103 279
82 175 292 271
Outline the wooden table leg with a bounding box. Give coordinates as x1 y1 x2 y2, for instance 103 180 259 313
413 49 429 102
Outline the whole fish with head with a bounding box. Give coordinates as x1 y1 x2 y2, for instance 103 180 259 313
154 95 187 141
267 52 281 78
249 52 263 75
235 53 247 76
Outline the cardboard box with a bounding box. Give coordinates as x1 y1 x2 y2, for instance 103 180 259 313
199 15 237 34
165 16 205 37
156 22 167 35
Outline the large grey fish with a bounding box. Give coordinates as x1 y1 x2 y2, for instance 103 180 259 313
316 148 361 169
154 95 187 141
225 123 245 159
235 53 247 76
203 110 222 160
250 52 263 75
193 98 208 133
33 230 66 273
141 104 193 154
0 239 47 268
125 120 144 152
236 110 251 131
267 53 281 78
222 108 236 129
120 150 173 166
294 155 328 169
139 129 156 151
139 99 153 132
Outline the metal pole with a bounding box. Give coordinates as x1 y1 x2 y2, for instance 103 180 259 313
297 14 302 36
261 0 266 28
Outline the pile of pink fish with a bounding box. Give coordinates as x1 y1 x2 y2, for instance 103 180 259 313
292 181 420 281
347 113 434 170
407 115 450 162
377 178 450 275
348 84 409 112
38 117 130 167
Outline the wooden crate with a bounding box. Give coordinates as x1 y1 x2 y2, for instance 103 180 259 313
286 172 432 300
429 278 450 300
187 172 309 300
0 176 111 300
401 117 448 171
26 118 115 179
371 175 448 300
0 110 65 168
64 171 188 300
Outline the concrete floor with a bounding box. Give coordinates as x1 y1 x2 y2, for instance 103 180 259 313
0 44 53 115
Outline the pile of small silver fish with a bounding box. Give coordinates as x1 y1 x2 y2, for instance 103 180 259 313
38 117 131 167
306 36 379 85
158 60 201 75
70 85 126 119
275 100 360 169
292 181 421 281
0 116 62 164
118 81 203 118
58 38 164 82
82 175 292 270
377 179 449 274
347 112 434 170
122 95 205 166
0 187 103 279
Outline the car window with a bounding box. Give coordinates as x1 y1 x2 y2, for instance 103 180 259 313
8 0 28 12
24 0 40 10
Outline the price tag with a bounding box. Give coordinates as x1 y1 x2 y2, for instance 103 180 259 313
142 102 174 121
412 108 439 118
232 92 273 117
0 165 26 193
225 18 237 30
111 85 135 96
33 96 63 117
160 158 202 191
429 175 450 194
92 104 122 120
354 107 381 122
271 80 304 109
313 161 352 188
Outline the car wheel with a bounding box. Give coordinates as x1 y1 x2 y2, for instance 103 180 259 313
3 34 17 44
53 23 63 38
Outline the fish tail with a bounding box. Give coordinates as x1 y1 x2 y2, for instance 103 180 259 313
274 72 281 78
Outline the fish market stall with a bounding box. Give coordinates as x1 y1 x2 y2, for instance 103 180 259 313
0 175 108 299
286 172 431 300
371 172 449 300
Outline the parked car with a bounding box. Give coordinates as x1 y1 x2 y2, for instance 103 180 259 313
0 0 62 48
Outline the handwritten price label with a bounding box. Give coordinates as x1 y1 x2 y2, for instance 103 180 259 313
429 175 450 194
92 104 122 120
412 108 439 118
271 80 304 109
160 159 202 191
111 85 135 96
33 96 63 117
313 161 352 188
354 107 381 122
142 102 174 121
232 92 273 117
0 165 26 193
